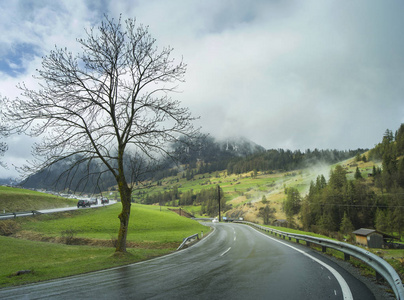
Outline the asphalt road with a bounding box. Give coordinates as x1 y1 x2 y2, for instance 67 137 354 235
0 222 376 299
0 200 117 220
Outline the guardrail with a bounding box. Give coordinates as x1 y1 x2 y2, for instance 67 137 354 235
236 221 404 300
0 210 42 219
177 233 199 251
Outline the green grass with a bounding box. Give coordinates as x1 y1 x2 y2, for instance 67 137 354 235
260 224 337 240
19 203 208 245
0 236 170 288
182 205 203 217
0 203 210 288
0 186 77 212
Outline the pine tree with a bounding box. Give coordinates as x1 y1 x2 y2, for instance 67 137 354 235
340 211 354 234
375 209 389 233
354 167 363 180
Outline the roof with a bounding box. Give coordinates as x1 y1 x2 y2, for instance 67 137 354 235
352 228 379 236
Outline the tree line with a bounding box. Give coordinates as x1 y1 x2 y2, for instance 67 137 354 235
142 185 228 217
285 124 404 241
226 148 367 175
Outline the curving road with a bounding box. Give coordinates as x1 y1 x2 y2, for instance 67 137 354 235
0 222 376 299
0 200 117 220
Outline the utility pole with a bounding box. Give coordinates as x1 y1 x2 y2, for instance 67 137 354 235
217 184 221 222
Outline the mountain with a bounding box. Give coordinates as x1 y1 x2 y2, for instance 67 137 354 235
19 134 266 192
17 132 366 192
0 177 19 186
173 135 266 165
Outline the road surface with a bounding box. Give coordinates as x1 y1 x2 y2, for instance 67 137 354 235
0 200 117 220
0 222 377 299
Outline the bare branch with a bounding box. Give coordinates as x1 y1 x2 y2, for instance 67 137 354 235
2 15 201 253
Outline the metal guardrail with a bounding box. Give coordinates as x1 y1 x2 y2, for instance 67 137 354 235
0 210 42 219
177 233 199 251
236 221 404 300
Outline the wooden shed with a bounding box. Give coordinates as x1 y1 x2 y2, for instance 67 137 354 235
273 219 288 227
352 228 384 248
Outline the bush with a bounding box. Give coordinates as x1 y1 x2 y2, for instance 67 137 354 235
110 235 118 248
60 228 78 245
0 220 20 236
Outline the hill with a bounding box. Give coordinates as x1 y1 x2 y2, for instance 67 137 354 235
0 186 77 212
19 134 267 192
0 203 209 288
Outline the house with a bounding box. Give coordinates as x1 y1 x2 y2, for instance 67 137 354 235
352 228 384 248
273 219 288 227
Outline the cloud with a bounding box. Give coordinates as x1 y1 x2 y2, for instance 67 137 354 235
1 0 404 178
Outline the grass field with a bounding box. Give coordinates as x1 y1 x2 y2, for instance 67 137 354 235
0 236 171 288
17 203 208 244
0 186 77 212
0 203 210 288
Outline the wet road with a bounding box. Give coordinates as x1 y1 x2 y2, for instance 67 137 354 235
0 222 375 299
0 200 117 220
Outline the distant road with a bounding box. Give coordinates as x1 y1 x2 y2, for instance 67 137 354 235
0 200 117 220
0 222 376 299
39 200 117 214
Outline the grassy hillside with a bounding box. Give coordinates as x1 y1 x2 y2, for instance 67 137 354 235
135 167 333 220
0 186 77 212
17 203 208 246
133 154 380 225
0 203 210 288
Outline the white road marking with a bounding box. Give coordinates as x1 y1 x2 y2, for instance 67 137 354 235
253 229 353 300
221 247 232 257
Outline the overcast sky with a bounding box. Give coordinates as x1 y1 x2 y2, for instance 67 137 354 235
1 0 404 178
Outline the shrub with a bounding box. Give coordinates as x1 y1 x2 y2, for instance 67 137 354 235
61 228 78 245
0 220 20 236
110 235 118 248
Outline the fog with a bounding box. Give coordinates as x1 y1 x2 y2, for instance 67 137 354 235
1 0 404 178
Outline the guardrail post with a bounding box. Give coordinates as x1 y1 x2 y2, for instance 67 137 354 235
306 241 311 247
376 271 383 282
344 253 350 261
322 246 327 253
13 212 16 218
296 239 299 244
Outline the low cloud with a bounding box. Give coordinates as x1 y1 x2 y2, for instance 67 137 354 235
1 0 404 178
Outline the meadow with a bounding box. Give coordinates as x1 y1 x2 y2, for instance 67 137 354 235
0 203 210 288
0 186 77 212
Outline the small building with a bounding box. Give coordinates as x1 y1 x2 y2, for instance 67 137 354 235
273 219 288 227
352 228 384 248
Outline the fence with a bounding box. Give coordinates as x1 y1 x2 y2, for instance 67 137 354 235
177 233 199 251
0 210 42 220
235 221 404 300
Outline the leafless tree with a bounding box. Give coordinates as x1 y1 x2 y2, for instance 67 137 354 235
0 99 8 168
2 16 200 253
0 141 6 168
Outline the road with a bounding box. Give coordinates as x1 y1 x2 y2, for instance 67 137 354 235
0 222 376 299
0 200 117 220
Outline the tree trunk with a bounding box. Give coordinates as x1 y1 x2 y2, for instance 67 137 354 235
115 180 132 253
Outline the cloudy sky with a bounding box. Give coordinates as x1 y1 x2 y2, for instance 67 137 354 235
1 0 404 178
